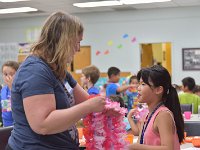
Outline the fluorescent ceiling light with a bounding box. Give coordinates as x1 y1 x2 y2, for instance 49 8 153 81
0 0 29 2
0 7 37 14
73 1 122 8
121 0 171 5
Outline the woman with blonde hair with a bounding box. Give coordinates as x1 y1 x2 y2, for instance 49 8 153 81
7 12 107 150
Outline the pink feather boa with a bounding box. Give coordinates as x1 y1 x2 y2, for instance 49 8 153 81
83 97 128 150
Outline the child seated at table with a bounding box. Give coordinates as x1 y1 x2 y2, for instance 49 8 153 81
179 77 200 114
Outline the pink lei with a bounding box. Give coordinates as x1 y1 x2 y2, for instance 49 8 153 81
83 97 128 150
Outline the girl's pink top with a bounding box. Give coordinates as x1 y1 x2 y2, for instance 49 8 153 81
143 106 180 150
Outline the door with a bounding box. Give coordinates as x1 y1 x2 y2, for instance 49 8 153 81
70 46 91 84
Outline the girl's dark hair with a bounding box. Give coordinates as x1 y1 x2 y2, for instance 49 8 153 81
137 65 184 143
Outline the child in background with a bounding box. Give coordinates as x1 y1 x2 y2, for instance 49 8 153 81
193 85 200 97
128 65 184 150
81 65 100 95
126 75 139 112
106 67 134 97
179 77 200 114
99 83 107 96
172 84 183 94
1 61 19 127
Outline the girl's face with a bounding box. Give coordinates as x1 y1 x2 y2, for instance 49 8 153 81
137 79 155 104
2 66 16 84
130 79 139 88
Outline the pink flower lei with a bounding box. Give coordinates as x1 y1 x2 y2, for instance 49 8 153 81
83 97 128 150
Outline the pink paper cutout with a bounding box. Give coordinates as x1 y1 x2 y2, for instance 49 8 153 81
131 37 136 43
104 50 109 55
96 51 101 56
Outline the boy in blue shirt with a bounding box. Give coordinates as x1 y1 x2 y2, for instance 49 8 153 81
81 65 100 95
1 61 19 127
106 66 134 97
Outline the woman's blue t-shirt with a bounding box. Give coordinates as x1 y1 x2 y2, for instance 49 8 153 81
8 56 79 150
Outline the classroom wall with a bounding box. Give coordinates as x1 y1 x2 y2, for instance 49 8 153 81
0 6 200 85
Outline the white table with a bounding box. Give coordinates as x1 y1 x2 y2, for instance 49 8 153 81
184 114 200 123
133 136 199 149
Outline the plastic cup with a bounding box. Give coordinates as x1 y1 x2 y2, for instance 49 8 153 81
78 128 83 139
125 134 134 144
184 111 192 119
184 132 187 138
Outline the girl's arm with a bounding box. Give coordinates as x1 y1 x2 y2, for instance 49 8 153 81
129 111 175 150
127 109 140 136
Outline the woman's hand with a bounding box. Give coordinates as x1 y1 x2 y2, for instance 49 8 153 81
87 95 106 113
104 107 121 116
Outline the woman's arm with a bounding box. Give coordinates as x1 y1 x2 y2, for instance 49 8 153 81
73 83 89 104
128 111 175 150
23 94 105 135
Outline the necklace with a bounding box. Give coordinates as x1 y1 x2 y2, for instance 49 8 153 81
140 102 164 144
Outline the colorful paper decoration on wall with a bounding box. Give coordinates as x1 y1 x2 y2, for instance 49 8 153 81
131 37 136 43
123 34 129 39
107 40 113 46
96 50 101 56
117 44 123 49
104 50 109 55
95 33 137 56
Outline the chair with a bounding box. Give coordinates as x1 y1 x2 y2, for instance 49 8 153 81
0 126 13 150
180 104 193 114
185 122 200 136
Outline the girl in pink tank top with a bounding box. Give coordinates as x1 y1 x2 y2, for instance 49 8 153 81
128 65 184 150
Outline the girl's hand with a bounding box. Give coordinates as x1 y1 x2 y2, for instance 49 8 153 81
128 143 139 150
127 109 139 119
5 75 14 90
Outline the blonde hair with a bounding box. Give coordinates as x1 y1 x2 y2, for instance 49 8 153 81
30 11 83 80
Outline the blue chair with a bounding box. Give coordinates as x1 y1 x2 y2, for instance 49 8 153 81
180 104 193 114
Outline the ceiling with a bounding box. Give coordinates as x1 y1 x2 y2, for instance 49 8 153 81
1 0 200 19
